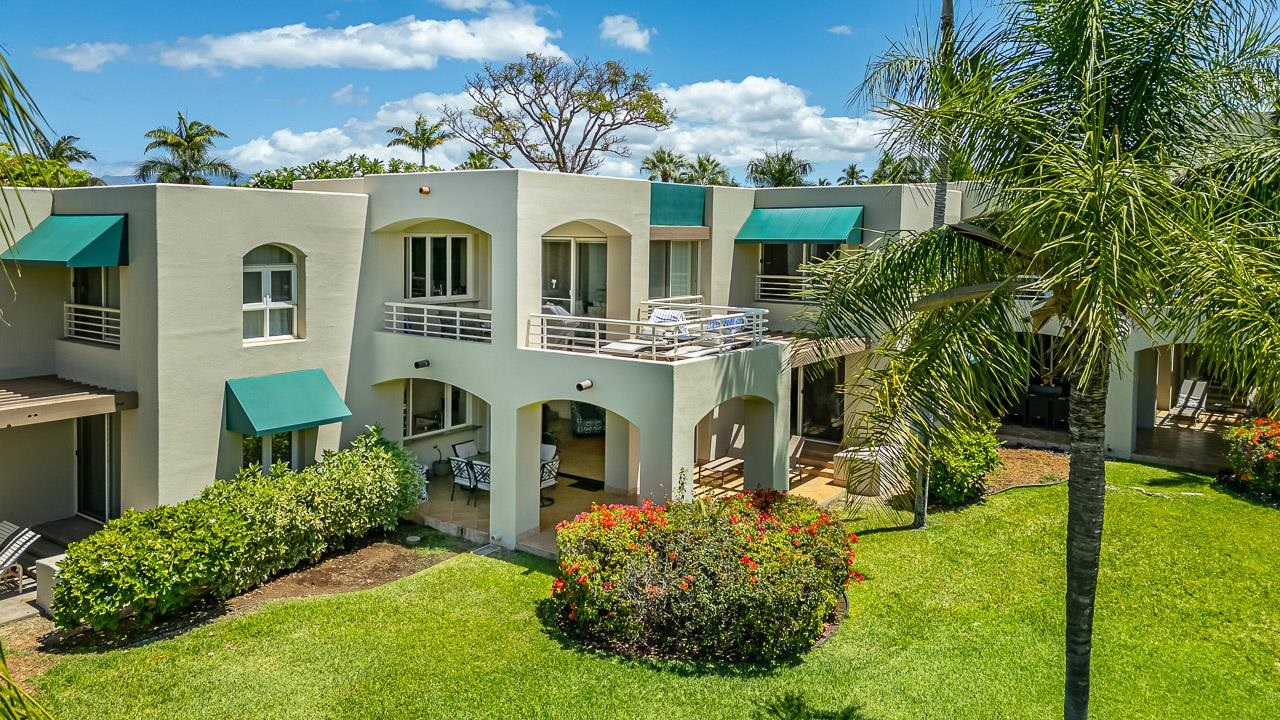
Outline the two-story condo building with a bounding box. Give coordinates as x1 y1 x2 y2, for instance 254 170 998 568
0 171 1232 556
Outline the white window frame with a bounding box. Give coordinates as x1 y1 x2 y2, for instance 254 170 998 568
404 234 475 303
243 249 299 343
649 239 701 299
541 236 607 315
243 430 302 471
403 379 474 440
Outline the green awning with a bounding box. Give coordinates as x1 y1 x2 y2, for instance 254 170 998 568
0 215 127 267
225 369 351 437
735 206 864 244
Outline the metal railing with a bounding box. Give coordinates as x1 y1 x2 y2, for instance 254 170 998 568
383 301 493 343
529 300 767 361
64 303 121 345
755 274 813 303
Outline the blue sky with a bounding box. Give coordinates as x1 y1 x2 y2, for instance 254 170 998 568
6 0 996 182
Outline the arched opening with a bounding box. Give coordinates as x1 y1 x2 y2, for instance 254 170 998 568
378 218 494 344
540 219 631 320
242 243 300 342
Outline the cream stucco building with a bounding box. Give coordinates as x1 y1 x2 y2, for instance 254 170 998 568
0 171 1221 556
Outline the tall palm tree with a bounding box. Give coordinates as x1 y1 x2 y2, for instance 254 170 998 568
134 113 237 185
386 114 454 166
868 151 928 183
45 134 95 165
680 153 732 185
640 147 688 182
745 149 813 187
453 149 495 170
804 2 1280 718
838 162 867 185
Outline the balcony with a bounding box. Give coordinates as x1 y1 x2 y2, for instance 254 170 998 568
383 301 493 344
63 303 121 346
755 274 813 303
528 298 767 361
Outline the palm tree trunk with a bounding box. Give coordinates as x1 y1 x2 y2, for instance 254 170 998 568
931 0 955 229
1063 353 1110 720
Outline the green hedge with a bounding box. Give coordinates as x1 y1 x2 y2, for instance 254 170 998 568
53 428 423 632
551 491 860 662
929 421 1003 506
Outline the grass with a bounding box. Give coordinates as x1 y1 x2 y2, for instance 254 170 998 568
30 462 1280 720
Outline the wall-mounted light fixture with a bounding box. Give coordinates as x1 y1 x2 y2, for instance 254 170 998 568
418 186 431 195
575 379 594 392
414 359 431 369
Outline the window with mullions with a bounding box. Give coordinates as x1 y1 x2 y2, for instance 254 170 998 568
405 235 472 300
243 244 299 341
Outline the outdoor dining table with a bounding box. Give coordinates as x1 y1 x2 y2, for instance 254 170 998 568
464 453 554 506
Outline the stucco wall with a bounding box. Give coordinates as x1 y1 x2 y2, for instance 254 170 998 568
0 188 58 379
0 420 74 526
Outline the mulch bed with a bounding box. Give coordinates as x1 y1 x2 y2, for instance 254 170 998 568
0 530 463 687
986 446 1070 494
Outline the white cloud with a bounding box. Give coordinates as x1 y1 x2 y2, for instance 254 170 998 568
226 76 885 177
331 83 368 105
599 15 653 52
35 42 128 72
827 25 853 35
157 7 562 71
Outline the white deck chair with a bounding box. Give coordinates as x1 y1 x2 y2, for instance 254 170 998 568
452 440 479 459
540 443 558 462
1172 380 1209 420
1 523 41 593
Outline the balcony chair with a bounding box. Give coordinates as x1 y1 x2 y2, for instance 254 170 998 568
449 457 474 503
0 522 41 593
1171 380 1209 421
452 440 479 459
466 460 492 505
539 455 561 507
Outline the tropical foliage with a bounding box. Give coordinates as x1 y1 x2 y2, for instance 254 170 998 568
551 491 859 662
802 1 1280 717
42 134 95 165
0 48 47 280
839 162 867 185
928 421 1003 505
386 114 454 166
681 153 734 185
746 149 813 187
1223 417 1280 501
134 112 238 184
53 428 424 632
867 152 929 184
441 53 673 174
0 144 97 187
453 149 495 170
1 641 55 719
244 154 440 189
640 147 687 182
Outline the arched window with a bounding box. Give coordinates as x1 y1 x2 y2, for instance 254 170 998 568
242 244 298 341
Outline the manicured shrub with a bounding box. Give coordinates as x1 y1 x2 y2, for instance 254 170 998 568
1222 417 1280 501
550 491 860 663
929 421 1003 506
53 427 424 632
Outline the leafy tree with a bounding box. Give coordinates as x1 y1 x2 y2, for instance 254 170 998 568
385 114 455 166
245 154 439 190
134 112 237 185
680 153 734 186
816 178 832 186
0 144 98 187
867 151 928 183
746 149 813 187
453 149 495 170
804 2 1280 718
838 162 867 185
441 53 674 174
640 146 688 182
44 134 95 165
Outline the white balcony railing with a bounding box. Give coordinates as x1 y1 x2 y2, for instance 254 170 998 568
383 301 493 343
529 299 767 361
64 303 121 346
755 274 813 303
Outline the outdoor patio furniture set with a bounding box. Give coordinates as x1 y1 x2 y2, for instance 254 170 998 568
448 440 561 507
1 520 40 594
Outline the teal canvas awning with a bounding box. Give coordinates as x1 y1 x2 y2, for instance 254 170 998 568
735 206 864 244
225 369 352 437
0 214 127 267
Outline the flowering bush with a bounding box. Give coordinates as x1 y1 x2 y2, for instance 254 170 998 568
550 491 860 662
1222 417 1280 500
53 427 423 632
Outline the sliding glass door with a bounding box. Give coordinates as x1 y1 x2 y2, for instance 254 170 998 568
541 238 608 317
76 414 120 522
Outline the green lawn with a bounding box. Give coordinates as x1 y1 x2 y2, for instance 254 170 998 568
32 462 1280 720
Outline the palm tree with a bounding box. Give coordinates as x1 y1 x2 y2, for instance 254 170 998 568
386 114 454 166
745 149 813 187
453 149 495 170
0 48 45 268
134 113 237 185
868 152 928 183
45 134 95 165
804 2 1280 718
680 154 732 185
640 147 688 182
839 162 867 186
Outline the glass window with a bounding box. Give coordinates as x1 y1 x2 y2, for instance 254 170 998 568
243 244 298 342
242 431 300 471
541 239 573 311
404 235 471 301
404 379 473 438
576 242 608 317
648 242 670 299
242 434 263 469
648 240 700 299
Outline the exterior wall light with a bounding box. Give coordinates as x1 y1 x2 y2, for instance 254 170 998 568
418 186 431 195
414 359 431 369
575 379 594 392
